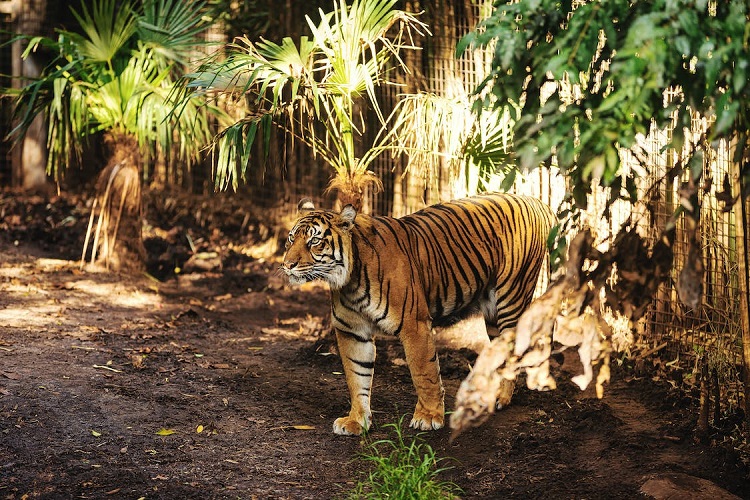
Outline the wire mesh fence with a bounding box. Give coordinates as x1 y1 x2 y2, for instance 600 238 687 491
639 129 745 411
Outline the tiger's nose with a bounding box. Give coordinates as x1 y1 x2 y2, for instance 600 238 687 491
286 261 298 270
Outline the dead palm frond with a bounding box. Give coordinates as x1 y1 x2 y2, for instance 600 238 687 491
82 162 143 270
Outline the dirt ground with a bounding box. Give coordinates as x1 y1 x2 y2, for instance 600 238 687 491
1 191 749 499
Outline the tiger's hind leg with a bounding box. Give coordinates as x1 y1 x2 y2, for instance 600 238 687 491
490 281 538 410
333 328 375 436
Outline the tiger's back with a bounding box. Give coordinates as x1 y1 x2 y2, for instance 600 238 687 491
282 192 555 435
366 193 555 333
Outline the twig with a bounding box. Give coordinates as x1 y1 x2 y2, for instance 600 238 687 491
92 364 122 373
81 197 98 270
636 342 668 360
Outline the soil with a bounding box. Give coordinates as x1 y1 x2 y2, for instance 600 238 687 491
1 191 749 499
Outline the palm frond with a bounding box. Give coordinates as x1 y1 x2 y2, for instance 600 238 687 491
138 0 210 67
47 77 89 179
184 35 317 110
67 0 137 65
376 93 516 194
178 0 427 192
379 93 466 175
210 114 274 191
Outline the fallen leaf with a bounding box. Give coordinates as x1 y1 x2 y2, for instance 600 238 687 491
91 430 102 437
292 425 315 430
129 354 146 369
156 428 176 436
196 425 204 434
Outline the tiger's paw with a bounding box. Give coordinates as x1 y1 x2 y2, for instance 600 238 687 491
333 415 370 436
409 409 444 431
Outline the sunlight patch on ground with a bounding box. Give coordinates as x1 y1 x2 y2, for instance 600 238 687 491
35 257 78 270
63 280 160 308
1 258 162 330
0 266 31 279
2 282 50 297
0 304 62 328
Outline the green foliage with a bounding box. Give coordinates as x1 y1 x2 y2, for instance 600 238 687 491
178 0 427 193
459 0 750 214
381 92 516 195
346 419 461 500
4 0 222 181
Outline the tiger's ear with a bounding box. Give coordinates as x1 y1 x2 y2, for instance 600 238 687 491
297 198 315 216
338 204 357 230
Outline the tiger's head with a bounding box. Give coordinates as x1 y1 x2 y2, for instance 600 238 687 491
281 199 357 290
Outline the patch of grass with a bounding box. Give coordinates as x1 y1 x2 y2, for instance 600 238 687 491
346 418 462 500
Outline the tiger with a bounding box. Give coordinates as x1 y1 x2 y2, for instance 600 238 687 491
281 193 556 436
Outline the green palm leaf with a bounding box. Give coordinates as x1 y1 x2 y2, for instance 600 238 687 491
138 0 210 67
66 0 137 65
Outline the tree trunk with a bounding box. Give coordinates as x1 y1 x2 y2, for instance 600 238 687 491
12 0 50 193
21 110 49 193
20 50 48 191
82 134 146 272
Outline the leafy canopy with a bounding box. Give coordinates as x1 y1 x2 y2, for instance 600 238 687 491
5 0 222 181
459 0 750 213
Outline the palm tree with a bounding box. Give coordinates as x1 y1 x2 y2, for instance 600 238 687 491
5 0 221 270
179 0 427 211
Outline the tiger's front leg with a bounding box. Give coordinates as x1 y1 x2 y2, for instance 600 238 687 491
401 320 445 431
332 329 376 436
